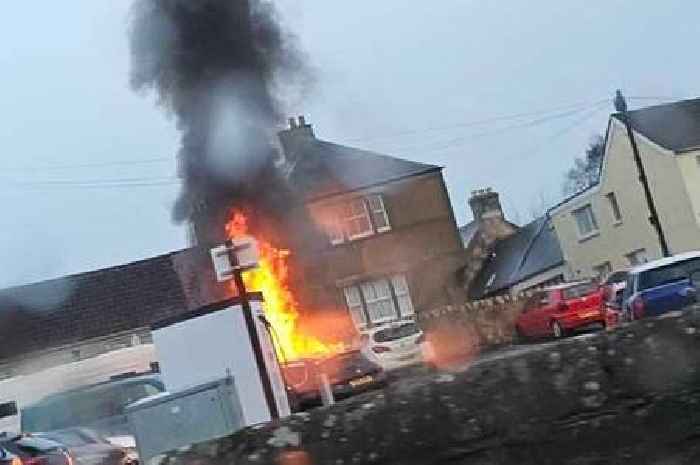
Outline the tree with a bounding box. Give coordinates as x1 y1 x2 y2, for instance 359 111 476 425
562 135 605 196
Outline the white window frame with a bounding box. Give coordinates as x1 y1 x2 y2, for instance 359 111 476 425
342 274 414 328
343 198 374 241
605 192 623 224
326 194 391 244
391 274 414 317
572 204 599 239
361 279 397 325
343 286 367 329
593 261 612 280
367 194 391 233
626 248 648 266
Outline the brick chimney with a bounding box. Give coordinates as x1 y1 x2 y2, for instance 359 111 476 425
469 188 504 221
277 115 315 165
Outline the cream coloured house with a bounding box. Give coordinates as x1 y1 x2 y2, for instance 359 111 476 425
551 98 700 280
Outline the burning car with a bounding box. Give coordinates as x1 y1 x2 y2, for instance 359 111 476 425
282 350 385 411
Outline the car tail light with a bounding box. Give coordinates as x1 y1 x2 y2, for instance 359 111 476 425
631 296 645 319
371 346 391 354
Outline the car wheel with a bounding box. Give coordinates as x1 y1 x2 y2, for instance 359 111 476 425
513 326 526 345
551 320 565 339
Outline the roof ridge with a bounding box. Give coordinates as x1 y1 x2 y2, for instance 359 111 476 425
316 139 442 169
0 248 188 293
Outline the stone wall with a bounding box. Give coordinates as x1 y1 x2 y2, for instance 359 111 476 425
157 305 700 465
417 295 524 364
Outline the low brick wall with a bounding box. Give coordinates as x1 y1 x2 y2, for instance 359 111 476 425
157 306 700 465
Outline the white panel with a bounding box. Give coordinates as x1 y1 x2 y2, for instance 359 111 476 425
152 304 271 426
250 301 291 418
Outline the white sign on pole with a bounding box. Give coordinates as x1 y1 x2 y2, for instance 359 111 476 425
210 236 260 282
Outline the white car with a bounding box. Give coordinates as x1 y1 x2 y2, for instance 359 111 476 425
360 320 430 370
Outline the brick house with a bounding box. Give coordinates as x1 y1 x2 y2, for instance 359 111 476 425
193 117 468 330
282 118 467 329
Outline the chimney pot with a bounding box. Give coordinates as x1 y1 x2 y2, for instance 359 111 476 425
288 117 297 129
469 187 504 222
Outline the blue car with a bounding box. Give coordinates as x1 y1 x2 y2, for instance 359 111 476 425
622 251 700 320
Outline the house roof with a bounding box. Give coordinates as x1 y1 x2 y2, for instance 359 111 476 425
458 220 479 246
550 97 700 214
468 216 564 299
287 138 441 200
613 97 700 152
0 248 224 361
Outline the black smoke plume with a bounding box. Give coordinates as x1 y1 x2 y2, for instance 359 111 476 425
128 0 308 240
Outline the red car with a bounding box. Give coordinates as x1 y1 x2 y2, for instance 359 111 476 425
515 281 605 339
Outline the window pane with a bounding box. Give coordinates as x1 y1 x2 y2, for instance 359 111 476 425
344 286 361 306
368 195 382 210
350 198 366 215
391 275 409 295
606 193 622 222
397 295 414 316
574 205 597 235
368 195 390 231
374 279 391 298
349 305 367 327
371 210 389 229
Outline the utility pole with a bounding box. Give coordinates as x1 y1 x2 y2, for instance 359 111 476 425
614 90 671 258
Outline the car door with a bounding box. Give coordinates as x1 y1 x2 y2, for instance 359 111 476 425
534 290 557 336
516 296 535 336
639 262 698 316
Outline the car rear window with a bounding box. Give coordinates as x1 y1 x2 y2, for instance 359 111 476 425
318 351 375 381
639 257 700 290
563 282 597 299
373 323 420 343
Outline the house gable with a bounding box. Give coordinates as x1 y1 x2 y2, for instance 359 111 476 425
551 108 700 279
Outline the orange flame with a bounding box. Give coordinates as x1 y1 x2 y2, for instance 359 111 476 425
225 210 345 361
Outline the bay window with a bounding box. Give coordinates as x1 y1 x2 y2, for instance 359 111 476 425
342 274 414 328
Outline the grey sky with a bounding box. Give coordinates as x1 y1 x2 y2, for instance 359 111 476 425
1 0 699 287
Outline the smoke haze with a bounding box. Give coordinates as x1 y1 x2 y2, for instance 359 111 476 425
128 0 309 227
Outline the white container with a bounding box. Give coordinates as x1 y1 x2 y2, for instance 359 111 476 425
151 294 290 426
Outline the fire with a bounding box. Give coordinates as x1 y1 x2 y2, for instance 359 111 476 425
225 210 345 361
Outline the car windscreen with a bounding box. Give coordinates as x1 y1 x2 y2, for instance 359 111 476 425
638 258 700 291
563 282 597 299
318 351 375 382
373 323 420 342
606 271 628 285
